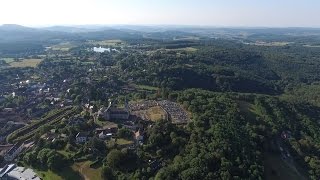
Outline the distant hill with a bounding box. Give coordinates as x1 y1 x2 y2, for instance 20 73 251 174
41 26 102 33
1 24 320 49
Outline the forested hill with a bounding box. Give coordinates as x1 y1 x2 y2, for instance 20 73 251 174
115 39 320 95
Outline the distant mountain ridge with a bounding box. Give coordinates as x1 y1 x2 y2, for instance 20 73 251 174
1 24 320 44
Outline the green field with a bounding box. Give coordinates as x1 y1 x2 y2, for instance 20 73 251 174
173 36 200 41
36 167 82 180
134 84 159 91
88 39 123 46
9 59 43 68
116 138 134 145
36 160 102 180
51 42 75 51
165 47 198 52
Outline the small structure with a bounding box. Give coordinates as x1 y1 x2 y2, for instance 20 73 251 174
4 143 24 162
281 130 292 140
76 132 88 143
0 164 40 180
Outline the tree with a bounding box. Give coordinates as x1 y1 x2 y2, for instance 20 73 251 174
87 137 107 153
101 166 115 180
37 148 52 166
47 153 65 171
23 152 37 167
0 155 4 164
106 149 124 170
117 128 133 140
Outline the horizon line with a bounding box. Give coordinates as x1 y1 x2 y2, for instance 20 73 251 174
1 23 320 29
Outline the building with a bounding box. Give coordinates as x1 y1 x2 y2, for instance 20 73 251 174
99 101 129 121
4 143 24 162
76 132 88 143
0 164 40 180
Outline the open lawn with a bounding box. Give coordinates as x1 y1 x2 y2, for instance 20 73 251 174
72 161 103 180
146 106 167 121
116 138 134 145
9 59 43 68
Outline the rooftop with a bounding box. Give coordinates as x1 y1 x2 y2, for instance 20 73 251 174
0 164 40 180
76 132 88 138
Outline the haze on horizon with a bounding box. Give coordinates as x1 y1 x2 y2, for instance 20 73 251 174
0 0 319 27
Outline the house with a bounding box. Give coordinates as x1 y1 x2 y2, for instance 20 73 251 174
4 143 24 162
0 164 40 180
135 130 144 142
98 132 113 140
76 132 88 143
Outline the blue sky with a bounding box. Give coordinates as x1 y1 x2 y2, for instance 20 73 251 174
0 0 319 27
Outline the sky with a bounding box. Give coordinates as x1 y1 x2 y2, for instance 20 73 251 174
0 0 319 27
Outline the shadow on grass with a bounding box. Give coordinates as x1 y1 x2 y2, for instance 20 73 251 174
38 166 84 180
56 166 84 180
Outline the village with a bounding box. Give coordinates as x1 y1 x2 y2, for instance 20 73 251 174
0 59 191 178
